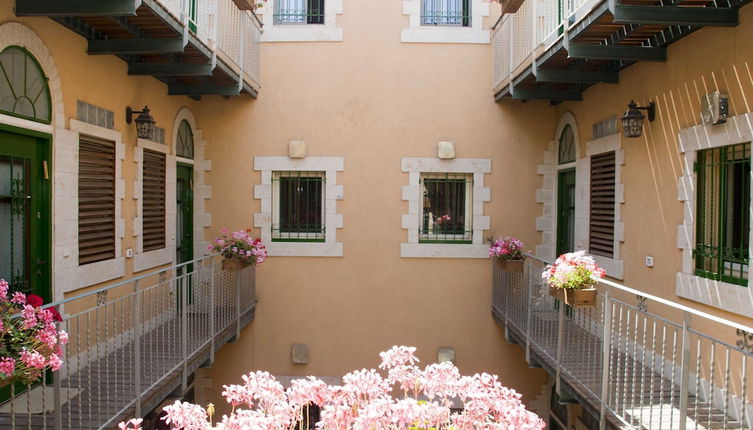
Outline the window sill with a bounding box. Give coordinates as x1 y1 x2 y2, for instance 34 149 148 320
61 257 126 294
133 247 173 272
676 271 753 318
262 25 343 42
267 241 343 257
401 243 488 258
400 27 489 44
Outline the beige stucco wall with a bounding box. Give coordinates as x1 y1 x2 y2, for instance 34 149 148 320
194 1 552 414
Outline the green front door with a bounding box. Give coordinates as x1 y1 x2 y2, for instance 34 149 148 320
176 164 193 267
556 168 576 257
0 128 51 301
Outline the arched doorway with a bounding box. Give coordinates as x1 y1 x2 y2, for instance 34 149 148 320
556 123 576 256
175 118 194 269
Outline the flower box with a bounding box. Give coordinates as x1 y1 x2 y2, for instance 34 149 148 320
222 259 250 271
548 286 597 307
497 259 524 273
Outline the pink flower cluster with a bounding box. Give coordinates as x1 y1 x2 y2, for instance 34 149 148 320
542 250 606 290
121 346 545 430
0 279 69 385
488 236 525 261
434 215 452 225
210 228 268 265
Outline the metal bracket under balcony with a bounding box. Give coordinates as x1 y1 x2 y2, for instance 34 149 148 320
15 0 261 98
492 0 749 102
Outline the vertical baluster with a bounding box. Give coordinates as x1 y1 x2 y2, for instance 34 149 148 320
678 312 692 430
723 349 731 429
740 354 747 430
693 337 701 430
133 280 142 417
649 320 657 430
599 289 612 430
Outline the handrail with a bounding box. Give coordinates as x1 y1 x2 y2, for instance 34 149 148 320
491 13 505 30
524 252 753 335
42 253 221 309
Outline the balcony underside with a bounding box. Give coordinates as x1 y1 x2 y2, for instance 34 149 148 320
495 0 750 103
16 0 258 98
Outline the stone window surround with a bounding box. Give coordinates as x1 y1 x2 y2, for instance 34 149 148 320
535 113 625 279
260 0 344 42
254 156 344 257
56 120 126 293
401 0 490 44
676 111 753 318
171 108 212 258
133 139 176 272
401 157 490 258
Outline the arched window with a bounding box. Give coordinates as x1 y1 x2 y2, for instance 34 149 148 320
0 46 51 123
558 124 575 165
176 119 194 159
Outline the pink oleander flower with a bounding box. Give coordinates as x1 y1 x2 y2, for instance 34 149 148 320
163 400 209 430
11 291 26 305
0 279 8 300
211 228 267 266
20 349 46 369
542 250 606 290
21 305 38 329
118 418 143 430
47 353 62 371
489 236 525 261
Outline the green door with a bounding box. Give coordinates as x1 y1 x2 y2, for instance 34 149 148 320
556 168 576 257
0 128 51 301
176 164 193 267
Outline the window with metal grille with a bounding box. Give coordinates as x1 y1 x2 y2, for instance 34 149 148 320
78 136 116 265
274 0 325 24
419 173 473 243
421 0 471 26
695 142 750 286
142 149 166 252
272 171 325 241
589 151 615 258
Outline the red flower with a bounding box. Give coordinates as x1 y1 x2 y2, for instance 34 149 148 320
27 294 43 308
46 307 63 322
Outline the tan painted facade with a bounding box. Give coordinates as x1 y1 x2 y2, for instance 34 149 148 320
2 0 753 424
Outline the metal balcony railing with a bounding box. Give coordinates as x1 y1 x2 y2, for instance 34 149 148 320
491 0 597 90
156 0 263 89
492 254 753 429
0 254 257 429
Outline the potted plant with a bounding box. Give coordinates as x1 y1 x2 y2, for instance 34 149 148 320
434 214 453 234
541 251 605 307
489 237 526 272
0 280 68 387
210 228 268 271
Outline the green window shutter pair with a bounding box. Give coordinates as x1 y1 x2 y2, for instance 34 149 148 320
695 142 750 286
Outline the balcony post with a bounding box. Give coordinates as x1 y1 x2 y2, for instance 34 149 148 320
133 279 142 417
525 262 535 364
599 286 612 430
210 258 216 365
53 321 62 430
555 295 565 395
507 19 513 77
678 311 692 430
236 266 242 340
181 271 189 393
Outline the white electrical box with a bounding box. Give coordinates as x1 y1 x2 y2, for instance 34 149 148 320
645 256 654 267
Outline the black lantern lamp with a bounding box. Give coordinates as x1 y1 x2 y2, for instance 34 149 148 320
126 106 156 139
621 100 655 138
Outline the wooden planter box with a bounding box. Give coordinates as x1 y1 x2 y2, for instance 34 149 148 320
222 259 250 271
548 286 597 307
497 259 524 273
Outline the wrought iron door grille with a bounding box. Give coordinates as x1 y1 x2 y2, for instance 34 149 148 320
421 0 471 26
274 0 325 24
419 173 473 243
695 142 750 286
272 171 325 241
0 155 31 294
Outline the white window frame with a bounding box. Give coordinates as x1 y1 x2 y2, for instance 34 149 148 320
271 171 326 241
55 120 126 293
401 157 490 258
401 0 489 44
418 173 473 242
255 156 343 257
676 111 753 318
133 138 176 272
260 0 343 42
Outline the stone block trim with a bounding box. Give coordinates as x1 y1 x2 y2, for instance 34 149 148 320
260 0 344 42
401 0 490 44
54 121 126 294
400 157 491 259
133 139 176 272
676 112 753 318
254 156 345 257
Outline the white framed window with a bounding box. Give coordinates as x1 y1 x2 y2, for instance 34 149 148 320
272 171 326 241
418 173 473 243
402 0 489 44
401 157 490 258
254 156 343 257
676 111 753 318
260 0 343 42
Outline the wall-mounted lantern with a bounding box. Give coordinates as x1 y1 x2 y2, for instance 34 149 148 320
621 100 655 138
126 106 156 139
